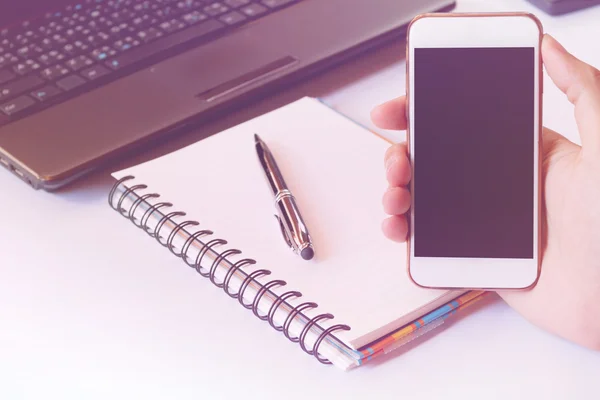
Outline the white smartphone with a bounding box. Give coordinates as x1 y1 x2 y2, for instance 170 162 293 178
406 13 543 290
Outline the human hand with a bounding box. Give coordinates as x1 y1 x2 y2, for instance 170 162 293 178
371 34 600 350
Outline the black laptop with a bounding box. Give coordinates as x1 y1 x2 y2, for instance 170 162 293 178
0 0 454 190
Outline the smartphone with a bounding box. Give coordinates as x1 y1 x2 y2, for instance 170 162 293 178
406 13 543 290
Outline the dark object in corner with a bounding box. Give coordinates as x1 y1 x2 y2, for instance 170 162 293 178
525 0 600 15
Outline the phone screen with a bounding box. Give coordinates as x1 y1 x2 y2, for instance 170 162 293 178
413 47 535 259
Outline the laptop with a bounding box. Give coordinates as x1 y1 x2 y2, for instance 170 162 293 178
0 0 454 190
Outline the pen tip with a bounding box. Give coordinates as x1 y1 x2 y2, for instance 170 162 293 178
254 133 261 143
301 247 314 261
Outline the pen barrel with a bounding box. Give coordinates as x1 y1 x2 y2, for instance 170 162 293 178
275 190 312 253
256 138 288 194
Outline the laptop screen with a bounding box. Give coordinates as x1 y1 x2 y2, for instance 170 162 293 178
0 0 73 29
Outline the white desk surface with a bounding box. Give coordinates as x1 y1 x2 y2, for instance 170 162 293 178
1 1 599 399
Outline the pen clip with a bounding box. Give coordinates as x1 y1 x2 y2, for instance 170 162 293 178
274 214 294 251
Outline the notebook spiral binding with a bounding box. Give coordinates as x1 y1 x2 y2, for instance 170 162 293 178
109 175 351 365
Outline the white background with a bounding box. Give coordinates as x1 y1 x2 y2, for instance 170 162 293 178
1 0 599 399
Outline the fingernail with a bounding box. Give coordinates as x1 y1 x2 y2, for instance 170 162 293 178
385 155 400 172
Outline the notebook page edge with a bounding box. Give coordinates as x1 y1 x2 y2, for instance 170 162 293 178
348 290 466 349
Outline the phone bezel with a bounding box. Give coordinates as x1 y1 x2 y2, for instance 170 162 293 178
406 13 543 290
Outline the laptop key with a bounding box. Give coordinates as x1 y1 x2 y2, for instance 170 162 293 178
91 46 117 61
64 28 78 39
113 37 140 52
261 0 295 8
40 37 55 50
52 34 68 46
174 0 200 12
131 14 154 29
110 10 135 24
38 50 66 66
17 46 32 58
204 3 230 16
56 74 86 91
219 11 247 25
240 3 268 17
63 43 79 56
31 85 62 102
0 53 19 69
23 30 38 41
182 11 208 25
66 55 94 71
85 32 111 47
41 64 70 80
224 0 251 8
0 75 45 102
1 95 35 116
73 40 90 53
13 60 41 75
13 35 29 47
159 19 187 34
81 65 109 80
137 27 163 43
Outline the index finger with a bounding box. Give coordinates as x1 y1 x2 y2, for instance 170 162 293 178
370 96 407 131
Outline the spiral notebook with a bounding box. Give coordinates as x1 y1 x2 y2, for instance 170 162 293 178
108 97 484 370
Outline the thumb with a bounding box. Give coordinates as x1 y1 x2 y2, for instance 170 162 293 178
542 34 600 155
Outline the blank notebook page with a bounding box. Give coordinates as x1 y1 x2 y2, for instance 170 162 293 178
113 97 454 349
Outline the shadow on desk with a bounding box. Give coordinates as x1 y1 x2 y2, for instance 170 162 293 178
55 38 406 197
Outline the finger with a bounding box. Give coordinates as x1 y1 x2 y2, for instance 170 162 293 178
382 215 408 243
542 126 578 158
383 187 411 215
541 127 580 176
542 127 566 155
542 34 600 153
384 143 411 186
371 96 407 130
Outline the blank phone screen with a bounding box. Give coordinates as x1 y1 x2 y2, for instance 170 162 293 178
413 47 535 259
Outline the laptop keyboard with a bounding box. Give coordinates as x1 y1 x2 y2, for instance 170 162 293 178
0 0 301 125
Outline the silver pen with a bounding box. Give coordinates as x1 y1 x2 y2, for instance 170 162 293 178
254 134 315 261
